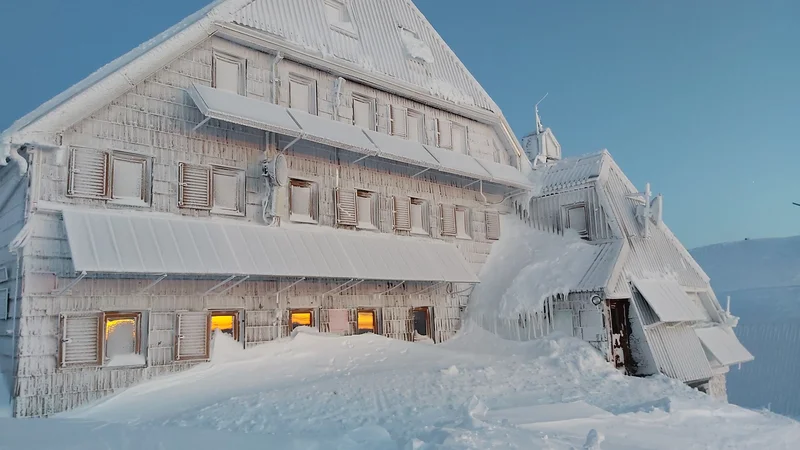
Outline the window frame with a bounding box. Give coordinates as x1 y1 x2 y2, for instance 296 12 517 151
356 189 380 230
109 151 151 206
323 0 358 37
67 147 152 206
289 309 316 331
289 178 319 224
356 309 378 335
352 94 377 131
410 198 429 236
210 310 241 341
211 51 247 96
59 311 147 369
451 123 468 154
406 109 425 144
564 203 590 240
455 206 472 240
288 74 317 115
103 311 144 365
412 306 434 342
210 165 246 216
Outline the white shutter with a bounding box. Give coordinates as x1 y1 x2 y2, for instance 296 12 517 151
111 155 146 203
178 163 211 209
440 204 456 236
68 148 109 198
60 314 102 367
336 189 358 226
175 311 210 361
214 56 242 94
393 196 411 231
437 119 452 148
353 96 373 129
452 124 467 154
485 211 501 240
390 105 407 137
212 166 244 214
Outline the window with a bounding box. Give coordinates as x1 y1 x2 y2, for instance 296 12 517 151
406 110 425 143
211 310 240 341
290 310 314 330
68 148 151 205
211 166 245 216
59 312 145 368
324 0 357 36
452 124 467 154
289 179 319 224
104 312 144 366
485 211 501 240
178 163 212 209
393 196 411 231
336 188 358 226
436 119 452 149
389 105 407 137
0 288 7 321
289 74 317 114
176 311 211 361
410 198 429 235
413 307 433 342
352 94 376 130
440 204 457 236
566 204 589 240
455 206 471 240
356 309 377 334
212 52 246 95
356 190 379 230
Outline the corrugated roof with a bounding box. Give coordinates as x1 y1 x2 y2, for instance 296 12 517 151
632 279 707 322
530 151 606 196
645 324 713 383
188 83 531 189
575 241 624 293
231 0 496 112
695 326 754 366
61 208 478 283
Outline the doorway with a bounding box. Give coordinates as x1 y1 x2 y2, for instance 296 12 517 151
607 299 634 374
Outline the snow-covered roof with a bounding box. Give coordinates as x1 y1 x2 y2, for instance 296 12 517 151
530 151 607 196
645 323 713 383
631 279 707 323
189 83 531 189
61 208 478 283
695 326 754 366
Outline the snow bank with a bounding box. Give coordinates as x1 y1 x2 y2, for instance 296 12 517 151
469 216 598 321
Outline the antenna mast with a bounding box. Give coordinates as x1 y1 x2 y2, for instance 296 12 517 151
534 92 548 134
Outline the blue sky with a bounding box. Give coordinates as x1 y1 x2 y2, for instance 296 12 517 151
0 0 797 248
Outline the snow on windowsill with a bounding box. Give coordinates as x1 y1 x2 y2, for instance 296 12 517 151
356 222 378 231
108 198 149 208
105 353 146 368
211 207 245 218
410 228 429 236
289 213 318 225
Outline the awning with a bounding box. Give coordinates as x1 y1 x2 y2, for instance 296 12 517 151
61 209 479 283
646 323 713 383
632 279 706 322
695 326 754 366
188 83 532 190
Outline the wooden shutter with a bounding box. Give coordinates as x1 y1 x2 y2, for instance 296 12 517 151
310 182 320 221
382 307 413 341
336 189 358 226
485 211 501 240
393 196 411 231
437 119 452 148
390 105 407 137
59 314 102 367
178 163 211 209
68 148 109 198
175 311 210 361
353 96 373 129
440 204 457 236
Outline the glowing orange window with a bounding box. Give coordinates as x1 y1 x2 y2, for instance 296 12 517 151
104 312 142 361
290 310 314 330
211 311 239 340
357 310 376 334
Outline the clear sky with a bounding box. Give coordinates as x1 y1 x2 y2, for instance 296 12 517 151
0 0 797 248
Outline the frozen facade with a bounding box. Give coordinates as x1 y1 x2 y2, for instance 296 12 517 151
0 0 533 416
470 114 753 399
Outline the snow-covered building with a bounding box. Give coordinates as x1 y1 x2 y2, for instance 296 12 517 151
0 0 533 416
475 114 754 399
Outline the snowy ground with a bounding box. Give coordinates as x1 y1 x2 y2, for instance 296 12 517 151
1 327 798 449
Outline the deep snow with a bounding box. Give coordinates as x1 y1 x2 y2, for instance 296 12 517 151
1 327 797 449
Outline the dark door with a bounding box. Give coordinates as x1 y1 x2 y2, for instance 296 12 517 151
607 299 634 374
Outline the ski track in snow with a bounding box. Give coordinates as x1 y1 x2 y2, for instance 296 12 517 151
15 326 790 450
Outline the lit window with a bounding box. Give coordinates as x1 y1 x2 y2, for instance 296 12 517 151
104 313 143 366
413 307 432 341
352 94 376 130
289 179 319 224
290 310 314 330
68 148 151 205
211 311 239 340
289 75 316 114
451 124 467 154
455 206 471 240
356 190 378 230
357 310 377 334
406 110 425 143
410 198 429 235
211 166 245 216
212 52 246 95
566 205 589 240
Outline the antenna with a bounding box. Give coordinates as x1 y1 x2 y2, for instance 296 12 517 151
534 92 548 134
726 295 731 314
793 202 800 207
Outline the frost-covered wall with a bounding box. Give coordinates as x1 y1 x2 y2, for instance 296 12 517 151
526 186 616 241
14 35 515 416
0 160 27 401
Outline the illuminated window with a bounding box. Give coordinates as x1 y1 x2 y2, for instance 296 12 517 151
290 310 314 330
357 310 377 334
211 310 239 340
104 312 144 366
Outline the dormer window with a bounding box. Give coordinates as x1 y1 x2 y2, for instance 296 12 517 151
324 0 357 37
565 204 589 240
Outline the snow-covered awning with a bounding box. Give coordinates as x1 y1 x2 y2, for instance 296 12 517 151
61 208 478 283
646 323 713 383
695 326 754 366
632 279 707 322
187 84 531 190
